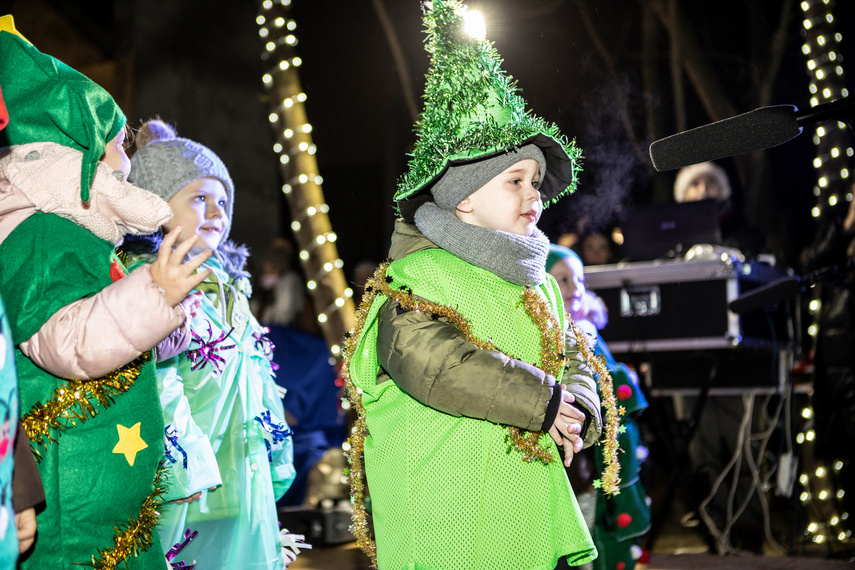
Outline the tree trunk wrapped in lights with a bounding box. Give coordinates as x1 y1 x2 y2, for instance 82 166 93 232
256 0 355 363
796 0 855 553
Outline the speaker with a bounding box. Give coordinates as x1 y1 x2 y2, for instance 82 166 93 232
278 505 355 546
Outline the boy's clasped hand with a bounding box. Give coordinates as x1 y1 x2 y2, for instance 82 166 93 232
549 386 586 467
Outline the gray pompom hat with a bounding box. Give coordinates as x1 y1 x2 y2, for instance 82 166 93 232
129 119 235 241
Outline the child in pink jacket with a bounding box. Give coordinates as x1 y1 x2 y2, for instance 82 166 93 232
0 20 209 569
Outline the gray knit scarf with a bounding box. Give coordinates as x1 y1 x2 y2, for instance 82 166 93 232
414 202 549 286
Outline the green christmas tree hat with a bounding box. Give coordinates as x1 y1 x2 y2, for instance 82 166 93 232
395 0 582 221
0 16 126 202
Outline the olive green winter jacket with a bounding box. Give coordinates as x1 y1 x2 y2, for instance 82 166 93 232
375 220 602 446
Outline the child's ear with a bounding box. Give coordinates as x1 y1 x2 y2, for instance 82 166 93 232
456 197 473 214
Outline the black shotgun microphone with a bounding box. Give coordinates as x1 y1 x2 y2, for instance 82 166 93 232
649 97 855 172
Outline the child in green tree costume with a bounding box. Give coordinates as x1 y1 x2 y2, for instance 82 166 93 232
0 18 211 569
547 245 652 570
342 2 622 569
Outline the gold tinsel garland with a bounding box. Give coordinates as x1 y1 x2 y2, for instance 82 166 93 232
566 321 624 497
21 352 152 460
341 263 623 566
83 462 168 569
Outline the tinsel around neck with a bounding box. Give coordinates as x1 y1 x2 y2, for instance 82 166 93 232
395 0 581 221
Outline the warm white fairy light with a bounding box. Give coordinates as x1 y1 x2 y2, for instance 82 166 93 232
257 1 356 369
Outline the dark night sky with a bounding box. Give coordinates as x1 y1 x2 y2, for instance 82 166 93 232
284 0 850 273
11 0 855 279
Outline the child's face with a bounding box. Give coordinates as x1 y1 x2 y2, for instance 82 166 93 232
581 233 611 265
101 129 131 180
548 255 586 319
455 158 542 236
163 177 229 255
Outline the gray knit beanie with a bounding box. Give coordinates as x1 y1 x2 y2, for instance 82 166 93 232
129 119 235 241
431 144 547 211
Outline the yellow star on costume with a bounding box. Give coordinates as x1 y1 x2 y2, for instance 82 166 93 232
112 422 148 467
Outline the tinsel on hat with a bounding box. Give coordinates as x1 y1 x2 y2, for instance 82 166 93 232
394 0 582 221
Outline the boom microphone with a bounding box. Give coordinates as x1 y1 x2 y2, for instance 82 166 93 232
649 97 855 172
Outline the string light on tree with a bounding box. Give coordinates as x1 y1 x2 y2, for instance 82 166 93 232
256 0 355 364
796 0 853 553
800 0 852 216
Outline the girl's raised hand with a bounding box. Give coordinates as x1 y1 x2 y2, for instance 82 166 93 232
150 227 214 307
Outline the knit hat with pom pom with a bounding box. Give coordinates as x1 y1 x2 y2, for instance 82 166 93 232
129 118 235 241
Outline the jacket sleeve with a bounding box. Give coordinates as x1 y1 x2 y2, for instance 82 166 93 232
18 265 185 379
376 298 560 432
564 323 602 448
158 356 222 501
262 366 296 501
154 300 193 362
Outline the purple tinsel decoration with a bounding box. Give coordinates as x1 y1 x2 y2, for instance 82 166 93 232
253 326 279 371
166 528 198 567
186 322 236 374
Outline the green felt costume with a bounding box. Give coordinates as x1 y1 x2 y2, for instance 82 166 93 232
592 341 651 570
0 22 167 569
350 249 596 570
0 214 167 569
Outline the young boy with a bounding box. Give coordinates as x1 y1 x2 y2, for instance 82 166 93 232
343 2 605 568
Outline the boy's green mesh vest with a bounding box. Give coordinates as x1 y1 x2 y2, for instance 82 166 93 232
350 249 596 570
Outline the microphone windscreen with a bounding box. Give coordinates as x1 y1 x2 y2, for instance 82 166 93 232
649 105 802 172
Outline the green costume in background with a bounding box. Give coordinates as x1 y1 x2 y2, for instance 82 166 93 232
0 214 167 569
350 249 596 570
0 21 172 568
592 339 651 570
